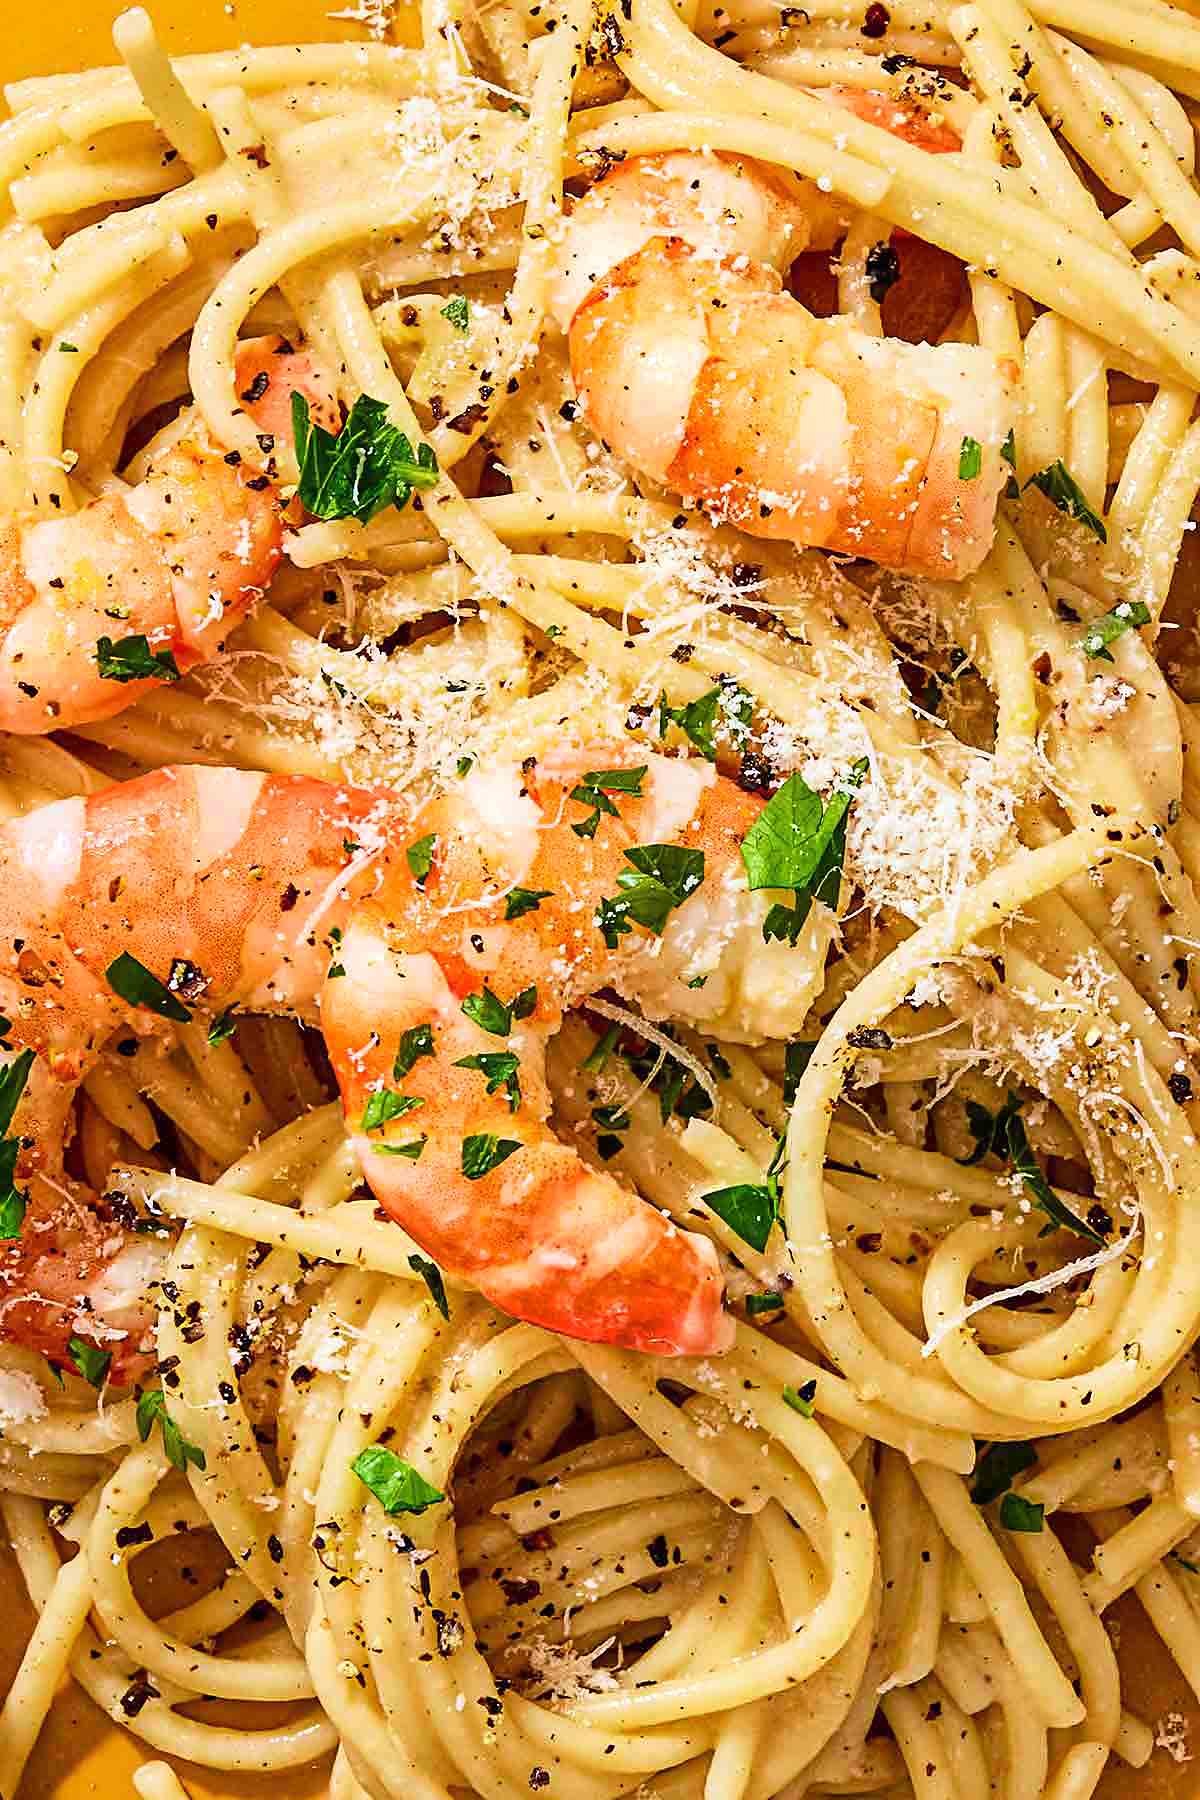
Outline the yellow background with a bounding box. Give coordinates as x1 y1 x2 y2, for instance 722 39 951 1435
2 3 1200 1796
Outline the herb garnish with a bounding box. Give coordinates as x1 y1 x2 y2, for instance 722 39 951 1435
207 1008 237 1046
461 985 536 1036
1025 460 1107 542
461 1133 522 1180
393 1024 435 1080
0 1049 34 1240
440 296 469 333
376 1136 427 1160
406 833 437 889
582 1025 621 1072
361 1089 424 1133
291 392 439 525
136 1389 206 1473
745 1292 785 1315
67 1337 111 1387
570 766 646 839
958 436 982 481
962 1092 1106 1243
783 1040 817 1106
999 1492 1044 1532
106 953 192 1023
595 845 705 949
1081 600 1152 662
96 634 182 685
505 887 552 921
1001 428 1019 498
658 682 753 760
351 1443 444 1514
740 761 868 944
783 1379 816 1417
970 1439 1037 1506
408 1253 449 1319
454 1051 521 1111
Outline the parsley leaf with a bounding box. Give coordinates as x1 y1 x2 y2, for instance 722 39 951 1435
999 1492 1044 1533
582 1024 621 1072
0 1049 33 1241
659 681 753 760
595 845 705 949
408 1253 449 1319
958 435 983 481
741 761 867 944
376 1136 427 1160
462 1133 522 1180
971 1439 1037 1506
745 1292 785 1315
95 634 181 685
701 1179 780 1252
136 1389 206 1473
361 1089 424 1133
440 295 470 333
783 1379 816 1417
461 985 536 1037
505 887 552 921
292 392 439 525
783 1039 817 1106
406 832 437 889
570 766 646 839
1081 600 1152 662
961 1092 1105 1243
106 953 191 1023
393 1023 435 1080
351 1443 444 1514
454 1051 521 1110
207 1007 237 1046
1025 460 1107 542
67 1337 111 1387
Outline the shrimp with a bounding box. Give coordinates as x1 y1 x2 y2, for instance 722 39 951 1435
0 749 827 1375
0 334 339 735
551 135 1018 579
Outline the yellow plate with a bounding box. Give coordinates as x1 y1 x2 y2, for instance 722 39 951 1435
3 4 1200 1796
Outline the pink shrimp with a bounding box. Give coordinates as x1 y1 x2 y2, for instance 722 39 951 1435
0 749 824 1376
0 334 339 735
551 132 1017 579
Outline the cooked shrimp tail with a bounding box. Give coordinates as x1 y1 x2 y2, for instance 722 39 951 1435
552 138 1017 578
0 751 822 1369
0 335 338 735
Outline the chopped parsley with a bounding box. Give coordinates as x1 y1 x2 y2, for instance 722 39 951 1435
207 1007 237 1046
570 766 646 839
67 1337 111 1387
783 1379 817 1417
96 634 182 685
376 1136 427 1160
440 295 470 333
361 1089 424 1133
595 845 705 949
1025 460 1107 542
970 1439 1037 1506
0 1049 34 1240
701 1168 781 1253
291 392 439 525
505 887 552 921
393 1023 435 1080
351 1443 443 1514
998 1492 1044 1533
136 1389 206 1473
962 1092 1106 1243
591 1100 631 1160
326 925 346 979
740 761 868 944
1081 600 1152 662
106 952 192 1023
658 681 753 760
1001 428 1019 498
454 1051 521 1111
745 1292 784 1316
783 1039 817 1105
461 1133 522 1180
958 436 983 481
461 984 536 1036
582 1024 621 1072
408 1253 449 1319
455 755 475 777
406 832 437 889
